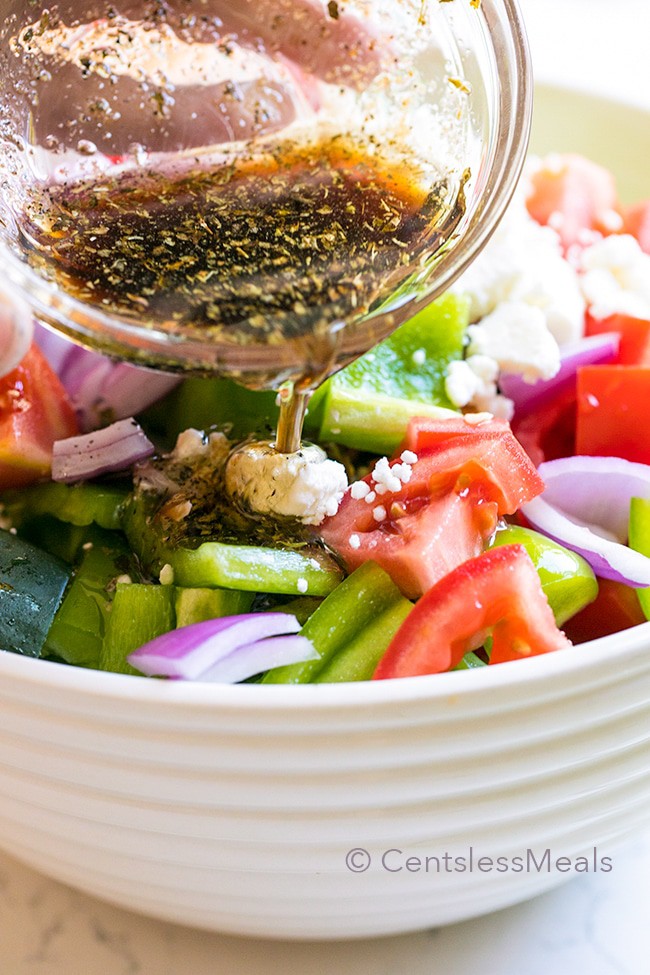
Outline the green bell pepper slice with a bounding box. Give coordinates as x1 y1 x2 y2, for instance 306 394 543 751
489 525 598 626
263 561 411 684
307 293 468 454
44 530 133 669
100 583 176 676
628 497 650 620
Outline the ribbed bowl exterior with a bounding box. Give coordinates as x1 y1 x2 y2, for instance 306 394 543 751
0 624 649 939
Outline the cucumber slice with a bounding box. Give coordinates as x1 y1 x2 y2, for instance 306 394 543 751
0 529 71 658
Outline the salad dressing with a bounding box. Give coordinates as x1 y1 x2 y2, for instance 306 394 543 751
20 138 466 450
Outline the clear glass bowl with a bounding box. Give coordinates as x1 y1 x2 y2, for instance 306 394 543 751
0 0 531 391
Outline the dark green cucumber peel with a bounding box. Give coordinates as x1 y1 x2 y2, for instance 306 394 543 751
0 529 71 658
19 516 94 565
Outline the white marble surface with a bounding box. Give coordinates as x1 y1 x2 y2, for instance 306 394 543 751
2 1 650 972
1 833 649 974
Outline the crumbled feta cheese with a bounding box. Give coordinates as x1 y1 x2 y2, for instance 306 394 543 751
171 428 206 460
296 578 309 594
412 348 427 366
349 533 361 550
466 354 499 385
351 481 371 500
474 393 515 421
467 302 561 383
364 491 377 504
463 412 494 426
391 462 413 484
600 209 625 234
580 233 650 320
453 190 586 345
373 506 387 522
445 356 514 419
445 360 482 408
116 574 133 585
159 564 174 586
400 450 418 465
82 541 94 551
171 428 230 467
225 443 348 526
371 457 402 495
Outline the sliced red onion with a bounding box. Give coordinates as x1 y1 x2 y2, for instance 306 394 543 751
197 635 318 684
0 290 34 379
128 613 303 680
499 332 620 417
35 324 180 431
52 418 155 484
522 455 650 586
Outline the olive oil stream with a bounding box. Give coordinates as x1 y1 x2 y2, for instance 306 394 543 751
21 139 465 451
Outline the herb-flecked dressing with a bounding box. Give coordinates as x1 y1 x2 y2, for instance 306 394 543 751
21 139 463 350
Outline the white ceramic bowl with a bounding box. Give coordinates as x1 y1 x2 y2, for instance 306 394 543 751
0 85 650 941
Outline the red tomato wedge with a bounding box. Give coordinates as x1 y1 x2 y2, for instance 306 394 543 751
373 545 571 680
525 154 620 253
511 387 577 467
321 487 499 601
0 344 78 489
586 311 650 366
401 415 511 451
403 417 545 511
576 365 650 464
623 200 650 254
320 417 544 599
562 578 646 645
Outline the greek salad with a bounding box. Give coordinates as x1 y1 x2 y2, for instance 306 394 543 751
2 151 650 684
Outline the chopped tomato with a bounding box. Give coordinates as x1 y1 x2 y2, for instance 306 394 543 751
401 415 511 452
320 417 544 599
586 311 650 366
321 485 498 600
403 416 545 511
512 387 577 467
0 344 78 489
622 200 650 254
373 545 571 679
562 578 646 644
576 365 650 464
525 154 620 253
